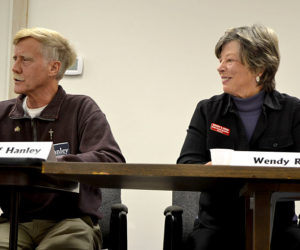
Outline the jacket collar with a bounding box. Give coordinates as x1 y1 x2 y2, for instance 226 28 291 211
263 90 282 111
9 85 66 120
222 90 282 116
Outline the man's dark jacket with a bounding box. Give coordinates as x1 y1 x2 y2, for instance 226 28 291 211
0 86 125 222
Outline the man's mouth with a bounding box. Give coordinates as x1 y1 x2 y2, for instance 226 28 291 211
13 75 25 82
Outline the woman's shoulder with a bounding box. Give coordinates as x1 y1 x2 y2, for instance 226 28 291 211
196 93 228 107
272 90 300 104
268 90 300 114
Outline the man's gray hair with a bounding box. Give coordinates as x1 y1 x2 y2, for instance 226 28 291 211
14 27 76 80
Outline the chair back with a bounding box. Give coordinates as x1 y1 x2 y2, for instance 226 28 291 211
173 191 200 243
99 188 128 250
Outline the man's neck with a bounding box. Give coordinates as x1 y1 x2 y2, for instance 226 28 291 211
26 84 58 109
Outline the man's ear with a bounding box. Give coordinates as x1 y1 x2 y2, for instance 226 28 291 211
48 61 61 77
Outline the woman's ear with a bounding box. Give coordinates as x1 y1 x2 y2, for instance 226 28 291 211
258 68 265 77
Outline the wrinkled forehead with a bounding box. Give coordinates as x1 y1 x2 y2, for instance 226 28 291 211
14 37 43 56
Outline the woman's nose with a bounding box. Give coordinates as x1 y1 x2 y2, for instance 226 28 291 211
217 61 225 73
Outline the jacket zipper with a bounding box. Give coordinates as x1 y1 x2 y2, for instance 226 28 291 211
31 119 37 141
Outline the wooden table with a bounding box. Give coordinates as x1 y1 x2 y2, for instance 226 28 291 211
0 161 42 250
0 159 78 250
41 162 300 250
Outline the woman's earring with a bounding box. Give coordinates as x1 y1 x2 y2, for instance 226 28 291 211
256 76 260 83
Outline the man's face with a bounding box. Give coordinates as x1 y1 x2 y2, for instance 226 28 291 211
12 37 52 97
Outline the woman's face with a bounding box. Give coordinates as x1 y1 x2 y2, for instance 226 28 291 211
217 40 261 98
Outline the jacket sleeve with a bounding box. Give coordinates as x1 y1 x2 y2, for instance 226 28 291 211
58 97 125 163
177 101 210 164
291 98 300 152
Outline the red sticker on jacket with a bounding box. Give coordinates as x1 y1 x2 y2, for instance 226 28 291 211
210 123 230 136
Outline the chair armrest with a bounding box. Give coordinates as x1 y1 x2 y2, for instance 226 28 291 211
163 205 183 250
109 203 128 250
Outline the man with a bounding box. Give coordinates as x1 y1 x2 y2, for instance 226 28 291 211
0 27 125 249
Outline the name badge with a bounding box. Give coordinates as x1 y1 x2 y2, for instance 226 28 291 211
53 142 70 156
210 123 230 136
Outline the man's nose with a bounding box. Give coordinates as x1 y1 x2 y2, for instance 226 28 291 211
12 59 22 74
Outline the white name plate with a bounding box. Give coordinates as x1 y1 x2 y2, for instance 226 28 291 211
210 148 300 167
0 142 56 161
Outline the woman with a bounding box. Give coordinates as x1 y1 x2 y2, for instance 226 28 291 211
178 24 300 250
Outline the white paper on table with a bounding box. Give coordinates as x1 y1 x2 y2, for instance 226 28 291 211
210 148 300 167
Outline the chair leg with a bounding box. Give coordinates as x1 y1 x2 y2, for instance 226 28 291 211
9 189 20 250
245 196 253 250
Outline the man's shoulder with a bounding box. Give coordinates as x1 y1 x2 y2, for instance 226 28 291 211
0 98 18 119
64 93 98 107
0 98 17 105
0 98 17 111
62 93 102 114
57 85 97 105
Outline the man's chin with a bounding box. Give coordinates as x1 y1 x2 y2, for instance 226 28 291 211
14 87 25 95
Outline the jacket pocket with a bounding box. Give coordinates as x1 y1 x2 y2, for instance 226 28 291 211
258 135 293 151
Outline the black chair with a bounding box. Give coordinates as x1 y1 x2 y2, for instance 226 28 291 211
99 188 128 250
163 191 200 250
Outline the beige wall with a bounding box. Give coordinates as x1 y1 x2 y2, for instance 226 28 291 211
2 0 300 249
0 0 11 101
1 0 28 101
